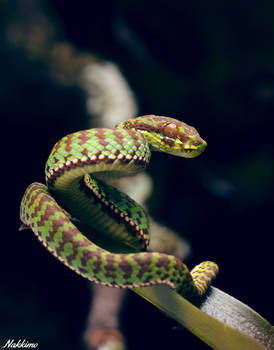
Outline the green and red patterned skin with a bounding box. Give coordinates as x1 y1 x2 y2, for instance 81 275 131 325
20 115 218 300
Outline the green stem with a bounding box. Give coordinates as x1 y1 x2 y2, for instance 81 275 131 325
133 286 273 350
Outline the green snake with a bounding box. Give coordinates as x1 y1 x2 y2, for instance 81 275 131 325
20 115 218 300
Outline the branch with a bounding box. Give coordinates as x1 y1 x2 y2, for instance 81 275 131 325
133 285 273 350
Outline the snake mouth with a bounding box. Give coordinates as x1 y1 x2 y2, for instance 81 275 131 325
183 139 207 158
163 148 204 158
182 151 201 158
180 147 205 158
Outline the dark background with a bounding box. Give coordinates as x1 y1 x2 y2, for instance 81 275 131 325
1 1 273 349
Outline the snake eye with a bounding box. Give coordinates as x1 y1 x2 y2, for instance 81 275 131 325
163 123 179 139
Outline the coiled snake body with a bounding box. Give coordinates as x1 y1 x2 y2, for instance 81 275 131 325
20 115 218 300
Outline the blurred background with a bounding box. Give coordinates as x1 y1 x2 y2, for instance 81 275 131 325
1 0 273 349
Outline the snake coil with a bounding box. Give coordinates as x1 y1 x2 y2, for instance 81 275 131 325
20 115 218 300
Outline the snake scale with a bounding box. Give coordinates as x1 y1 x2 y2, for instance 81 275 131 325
20 115 218 300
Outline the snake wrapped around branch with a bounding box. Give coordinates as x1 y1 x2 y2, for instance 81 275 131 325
20 115 218 300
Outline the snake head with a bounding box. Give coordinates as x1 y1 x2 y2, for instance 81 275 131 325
117 115 207 158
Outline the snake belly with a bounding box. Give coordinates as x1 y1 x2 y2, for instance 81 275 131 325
20 115 218 300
